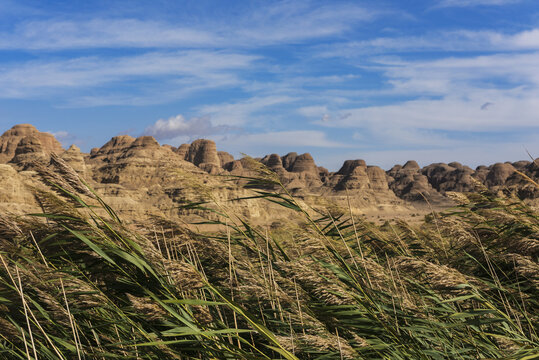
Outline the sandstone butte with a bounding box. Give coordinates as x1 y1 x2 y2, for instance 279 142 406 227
0 123 537 227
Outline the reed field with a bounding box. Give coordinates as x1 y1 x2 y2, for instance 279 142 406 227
0 159 537 359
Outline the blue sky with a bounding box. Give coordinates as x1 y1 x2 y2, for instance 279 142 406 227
0 0 538 170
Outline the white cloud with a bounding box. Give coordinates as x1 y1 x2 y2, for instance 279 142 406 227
504 29 539 49
232 1 374 45
318 28 539 59
435 0 522 7
323 90 539 132
144 114 234 140
376 52 539 96
0 3 375 51
0 19 218 50
0 51 257 101
315 50 539 151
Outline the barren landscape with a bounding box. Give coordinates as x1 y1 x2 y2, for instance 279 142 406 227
2 0 539 358
0 123 537 359
1 123 538 225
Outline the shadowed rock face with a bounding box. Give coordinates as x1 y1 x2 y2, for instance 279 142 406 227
90 135 135 162
290 153 318 174
337 160 367 175
218 151 234 167
14 136 43 155
131 136 160 149
265 154 283 169
422 163 476 193
0 124 63 163
260 154 287 176
61 144 87 176
387 161 447 203
334 160 368 191
512 160 531 170
118 136 166 163
422 163 454 187
335 165 370 190
486 163 516 187
10 136 48 166
186 139 220 167
281 152 298 171
448 161 464 170
223 160 244 174
318 167 330 183
474 165 489 182
403 160 420 171
175 144 190 159
367 166 389 191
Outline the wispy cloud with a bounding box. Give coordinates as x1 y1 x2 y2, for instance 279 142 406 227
435 0 522 8
0 19 219 50
197 96 298 126
0 51 258 101
317 28 539 58
328 92 539 133
310 50 539 153
1 0 537 169
376 52 539 95
0 2 375 50
229 1 375 45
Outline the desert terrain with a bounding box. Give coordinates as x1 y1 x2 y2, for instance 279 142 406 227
0 123 537 359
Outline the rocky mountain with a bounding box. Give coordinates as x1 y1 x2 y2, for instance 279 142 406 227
0 124 537 225
0 124 63 164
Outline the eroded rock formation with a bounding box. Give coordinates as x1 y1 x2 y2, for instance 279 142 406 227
0 124 63 163
0 123 538 227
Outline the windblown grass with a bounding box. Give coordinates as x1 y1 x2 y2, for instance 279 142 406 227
0 158 537 359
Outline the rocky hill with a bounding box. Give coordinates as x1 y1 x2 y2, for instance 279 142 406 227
1 123 537 225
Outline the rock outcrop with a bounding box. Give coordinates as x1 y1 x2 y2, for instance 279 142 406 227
367 166 390 191
0 124 63 163
90 135 135 162
1 123 538 229
9 136 48 167
289 153 317 174
388 161 447 203
185 140 219 167
334 160 369 190
61 144 87 176
218 151 234 167
90 135 200 186
422 163 476 193
85 131 537 204
485 163 516 188
174 144 190 159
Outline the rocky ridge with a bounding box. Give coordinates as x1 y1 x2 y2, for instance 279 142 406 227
0 124 63 164
0 124 537 225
